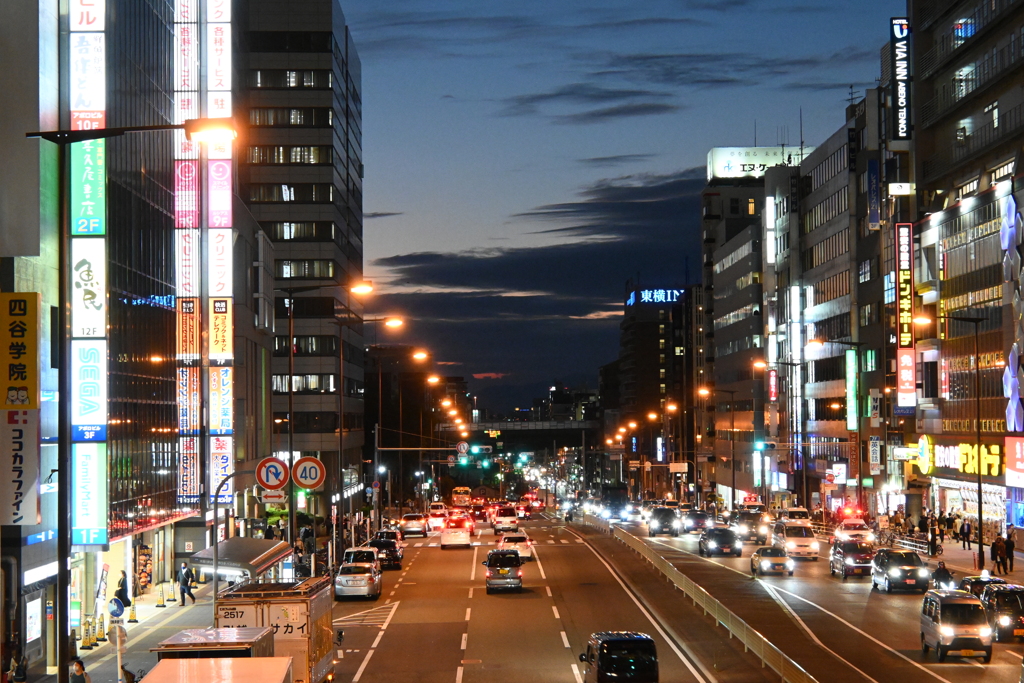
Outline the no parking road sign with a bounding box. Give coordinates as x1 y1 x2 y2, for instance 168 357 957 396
456 441 469 454
293 456 327 490
256 457 290 490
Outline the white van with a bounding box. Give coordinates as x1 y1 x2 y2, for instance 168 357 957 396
920 590 992 663
492 506 518 533
772 521 820 560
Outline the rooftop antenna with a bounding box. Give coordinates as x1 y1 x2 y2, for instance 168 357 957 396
799 107 805 162
754 119 757 146
846 85 858 105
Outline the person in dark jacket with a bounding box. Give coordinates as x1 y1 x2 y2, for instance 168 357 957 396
177 562 195 605
114 569 131 607
1007 532 1017 572
961 521 972 550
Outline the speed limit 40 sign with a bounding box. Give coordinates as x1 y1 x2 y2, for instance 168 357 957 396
293 456 327 490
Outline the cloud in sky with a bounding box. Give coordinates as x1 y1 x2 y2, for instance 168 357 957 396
501 82 675 117
365 211 404 219
473 372 512 379
553 102 681 124
578 153 657 167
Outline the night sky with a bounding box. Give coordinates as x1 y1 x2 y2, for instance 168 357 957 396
344 0 904 412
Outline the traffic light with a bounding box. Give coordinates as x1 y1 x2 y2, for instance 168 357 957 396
459 455 469 465
754 441 765 450
481 459 490 468
470 445 480 454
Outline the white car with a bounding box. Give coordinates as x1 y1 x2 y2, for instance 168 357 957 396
780 507 811 523
497 532 533 560
334 564 382 600
426 511 448 532
833 518 875 543
492 506 518 533
440 518 473 548
772 522 821 559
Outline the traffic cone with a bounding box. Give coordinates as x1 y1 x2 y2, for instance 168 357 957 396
79 619 93 651
127 601 138 624
96 613 107 642
155 584 167 608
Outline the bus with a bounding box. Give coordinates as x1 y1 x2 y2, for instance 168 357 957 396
451 487 472 507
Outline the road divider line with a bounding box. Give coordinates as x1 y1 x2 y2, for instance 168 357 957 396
566 528 711 683
468 587 474 599
371 631 384 649
381 601 400 630
560 631 570 648
534 548 547 579
1007 650 1023 659
352 648 376 682
571 663 583 683
545 586 552 597
471 546 478 581
552 605 560 619
465 607 471 621
461 633 467 650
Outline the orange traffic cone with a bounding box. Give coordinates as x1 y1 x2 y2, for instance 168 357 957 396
155 584 167 608
127 601 138 623
95 613 107 642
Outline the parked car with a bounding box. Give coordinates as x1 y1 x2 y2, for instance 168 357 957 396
334 564 382 600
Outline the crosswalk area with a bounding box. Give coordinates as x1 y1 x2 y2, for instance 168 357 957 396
410 526 585 548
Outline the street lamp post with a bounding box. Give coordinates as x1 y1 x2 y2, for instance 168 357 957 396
26 118 235 683
915 314 986 568
699 388 738 511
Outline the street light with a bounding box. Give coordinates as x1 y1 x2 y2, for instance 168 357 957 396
427 375 441 384
698 387 739 511
914 313 987 568
27 116 237 683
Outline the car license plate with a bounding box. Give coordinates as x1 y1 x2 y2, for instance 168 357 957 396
905 579 916 584
961 650 975 657
499 569 509 575
1015 629 1024 636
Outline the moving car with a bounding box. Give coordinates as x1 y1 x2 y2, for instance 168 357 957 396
958 574 1008 597
750 547 794 576
426 510 448 532
373 529 404 546
492 506 518 533
832 518 875 543
471 505 488 522
979 584 1024 642
483 550 523 593
334 564 382 600
698 527 743 556
497 532 534 560
368 539 403 569
731 511 770 544
647 507 680 537
399 514 427 537
871 548 929 593
578 632 658 683
428 502 447 514
780 507 811 523
681 510 710 534
515 503 532 520
829 541 874 579
639 500 659 521
920 590 992 662
772 522 820 559
440 517 474 549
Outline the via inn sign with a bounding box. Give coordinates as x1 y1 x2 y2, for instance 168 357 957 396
626 289 683 306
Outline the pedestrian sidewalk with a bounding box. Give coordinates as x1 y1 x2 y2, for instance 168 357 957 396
30 580 214 683
923 538 1024 583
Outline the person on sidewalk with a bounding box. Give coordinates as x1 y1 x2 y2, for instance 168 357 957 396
69 659 91 683
995 536 1009 575
114 570 131 608
961 521 972 550
1007 532 1017 572
176 562 196 605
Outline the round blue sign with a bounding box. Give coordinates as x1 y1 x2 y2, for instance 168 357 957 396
108 598 124 617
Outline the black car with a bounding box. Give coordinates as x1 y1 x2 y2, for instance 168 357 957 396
829 541 875 580
980 584 1024 641
959 575 1009 597
698 527 743 557
368 539 403 569
579 632 658 683
471 505 488 522
871 548 929 593
647 507 679 537
730 511 770 544
681 511 709 534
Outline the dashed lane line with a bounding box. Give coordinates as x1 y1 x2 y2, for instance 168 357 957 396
552 605 560 619
545 586 552 597
465 607 471 621
534 548 547 579
571 663 583 683
560 631 570 648
461 633 467 650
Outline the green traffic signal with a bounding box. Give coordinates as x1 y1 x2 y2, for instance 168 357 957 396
459 456 469 465
470 445 480 454
754 441 765 450
481 459 490 468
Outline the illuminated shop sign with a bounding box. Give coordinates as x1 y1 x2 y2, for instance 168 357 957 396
890 18 912 141
210 435 233 504
72 442 108 547
0 410 40 526
70 141 106 234
1005 437 1024 487
176 298 200 363
0 294 40 410
895 223 916 414
768 369 779 403
71 340 107 441
70 239 106 338
706 146 812 181
625 289 682 306
176 367 200 435
914 435 1003 483
177 436 200 505
207 160 233 227
209 367 233 434
209 299 233 363
174 160 199 228
845 349 858 430
208 228 233 296
175 229 200 298
69 33 106 130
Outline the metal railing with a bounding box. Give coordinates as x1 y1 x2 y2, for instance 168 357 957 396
920 40 1024 128
610 525 819 683
918 0 1021 79
922 99 1024 181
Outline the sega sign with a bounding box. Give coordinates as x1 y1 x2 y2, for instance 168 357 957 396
71 340 107 441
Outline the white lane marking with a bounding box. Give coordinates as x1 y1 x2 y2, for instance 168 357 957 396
560 631 570 648
389 591 395 597
534 548 547 579
545 586 552 597
455 666 464 683
415 542 423 547
471 546 478 581
576 539 583 543
561 539 569 544
461 633 468 650
468 587 474 599
371 631 384 648
1008 651 1024 659
760 584 879 683
465 607 471 621
769 585 953 683
352 647 376 682
384 599 391 604
381 602 399 630
547 540 555 544
552 605 560 619
571 663 584 683
568 531 710 683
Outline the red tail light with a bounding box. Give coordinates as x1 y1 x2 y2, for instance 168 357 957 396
517 570 523 577
486 571 492 578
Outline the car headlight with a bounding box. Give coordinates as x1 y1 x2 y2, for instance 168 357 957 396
761 560 771 569
999 615 1012 626
601 510 611 519
735 541 743 548
939 626 955 638
889 568 901 577
739 525 749 534
671 520 681 528
786 541 796 549
759 526 768 534
685 519 693 527
811 542 820 550
650 521 659 529
708 541 718 549
623 507 631 516
867 533 876 541
845 557 854 566
786 559 795 569
980 626 993 638
916 568 929 578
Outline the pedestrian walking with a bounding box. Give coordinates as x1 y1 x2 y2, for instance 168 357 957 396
929 525 938 556
114 569 131 608
69 659 90 683
176 562 196 605
1007 532 1017 572
995 536 1010 575
961 521 973 550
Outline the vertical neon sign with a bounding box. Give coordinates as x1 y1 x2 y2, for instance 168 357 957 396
69 0 109 549
895 223 916 414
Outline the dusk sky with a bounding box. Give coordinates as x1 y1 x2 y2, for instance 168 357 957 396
345 1 904 412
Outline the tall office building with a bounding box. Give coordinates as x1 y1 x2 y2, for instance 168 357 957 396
240 0 366 517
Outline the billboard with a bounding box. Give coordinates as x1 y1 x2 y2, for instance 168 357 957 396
895 222 916 414
707 146 812 182
72 442 108 547
176 367 201 435
209 298 233 363
209 367 233 434
70 141 106 234
0 294 40 410
0 410 40 525
890 18 912 140
177 436 200 505
71 340 107 441
70 239 106 338
210 435 233 504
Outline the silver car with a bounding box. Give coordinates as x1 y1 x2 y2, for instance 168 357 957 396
400 514 427 537
334 564 382 600
483 550 523 594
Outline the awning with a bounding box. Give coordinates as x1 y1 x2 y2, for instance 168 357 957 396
188 537 293 577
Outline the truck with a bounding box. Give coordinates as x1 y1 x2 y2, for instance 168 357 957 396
151 627 275 660
214 577 334 683
143 656 293 683
600 484 631 519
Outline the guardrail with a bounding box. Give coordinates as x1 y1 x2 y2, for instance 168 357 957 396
582 513 612 534
610 526 820 683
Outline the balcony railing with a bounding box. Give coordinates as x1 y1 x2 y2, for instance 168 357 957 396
920 40 1023 128
918 0 1021 79
922 99 1024 182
